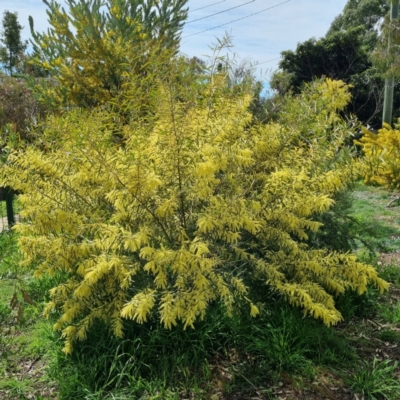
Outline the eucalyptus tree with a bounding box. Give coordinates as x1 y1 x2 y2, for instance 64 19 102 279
328 0 389 48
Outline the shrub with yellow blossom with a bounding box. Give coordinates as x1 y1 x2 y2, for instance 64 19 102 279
357 124 400 189
1 68 388 354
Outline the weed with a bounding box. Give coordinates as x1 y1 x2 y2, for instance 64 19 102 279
25 320 57 358
0 231 21 279
344 357 400 400
376 329 400 344
350 183 400 255
0 302 12 324
378 265 400 285
0 378 31 399
41 297 362 399
45 314 220 399
378 302 400 326
245 310 314 375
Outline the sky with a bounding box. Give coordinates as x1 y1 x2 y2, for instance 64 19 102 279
1 0 349 84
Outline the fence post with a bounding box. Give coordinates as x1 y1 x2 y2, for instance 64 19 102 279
5 187 15 228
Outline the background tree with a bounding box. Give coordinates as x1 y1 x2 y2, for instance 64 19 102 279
0 74 49 142
28 0 188 108
327 0 389 48
271 0 398 128
0 11 28 76
271 28 384 127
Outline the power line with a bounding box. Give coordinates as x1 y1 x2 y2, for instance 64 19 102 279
190 0 227 13
187 1 255 25
183 0 291 39
257 57 281 65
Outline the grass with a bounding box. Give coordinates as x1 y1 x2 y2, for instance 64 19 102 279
43 303 357 399
1 182 400 399
343 357 400 400
378 302 400 326
376 329 400 344
350 182 400 255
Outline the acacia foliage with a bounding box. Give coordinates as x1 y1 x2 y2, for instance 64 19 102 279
1 64 388 354
357 125 400 189
28 0 188 108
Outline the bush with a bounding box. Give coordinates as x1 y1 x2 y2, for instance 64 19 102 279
357 124 400 189
1 65 388 354
0 73 49 141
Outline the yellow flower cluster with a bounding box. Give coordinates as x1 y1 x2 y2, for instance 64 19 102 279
357 124 400 189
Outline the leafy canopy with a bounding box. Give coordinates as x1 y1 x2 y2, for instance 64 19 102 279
271 0 399 128
28 0 188 108
327 0 389 48
2 57 388 354
271 28 384 127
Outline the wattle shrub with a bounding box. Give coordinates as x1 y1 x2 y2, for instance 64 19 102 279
1 69 388 354
357 124 400 189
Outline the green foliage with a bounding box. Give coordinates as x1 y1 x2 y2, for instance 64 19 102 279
272 0 400 128
1 63 389 354
336 287 381 320
0 11 27 76
306 188 358 252
28 0 188 108
244 304 356 373
0 302 12 325
17 52 50 78
0 231 21 279
378 302 400 325
271 28 385 127
0 73 49 142
371 4 400 80
48 319 215 398
349 183 400 254
376 329 400 343
44 300 354 399
245 311 314 376
0 378 32 399
378 264 400 285
327 0 389 48
306 182 400 255
344 357 400 400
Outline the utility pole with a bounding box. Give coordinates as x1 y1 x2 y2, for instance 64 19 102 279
383 0 399 126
